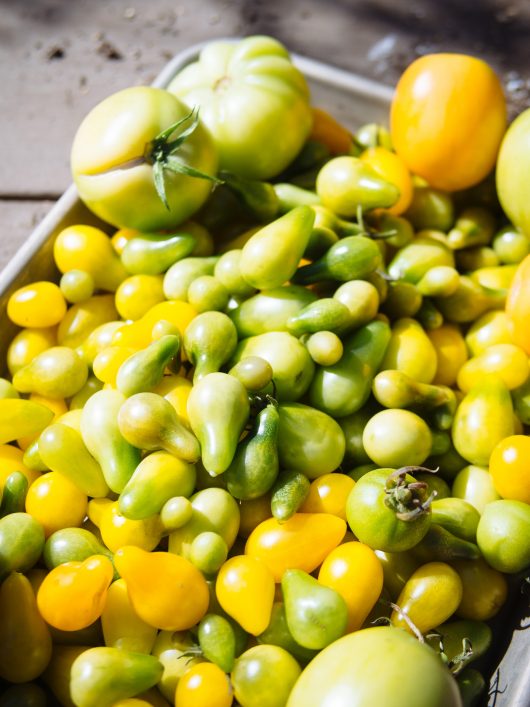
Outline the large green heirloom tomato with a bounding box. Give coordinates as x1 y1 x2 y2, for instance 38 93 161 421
71 87 218 231
168 36 313 180
496 107 530 236
287 626 462 707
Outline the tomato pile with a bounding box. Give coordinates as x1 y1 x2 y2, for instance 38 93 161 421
1 35 530 707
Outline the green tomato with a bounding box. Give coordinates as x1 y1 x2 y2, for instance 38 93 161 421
231 644 301 707
496 107 530 236
168 36 312 180
346 468 432 552
71 87 218 231
476 499 530 573
286 626 462 707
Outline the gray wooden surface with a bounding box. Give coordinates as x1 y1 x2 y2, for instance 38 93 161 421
2 0 530 269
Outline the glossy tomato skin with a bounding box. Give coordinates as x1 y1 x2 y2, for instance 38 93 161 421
286 626 462 707
168 36 312 180
71 87 218 231
391 53 506 192
496 108 530 236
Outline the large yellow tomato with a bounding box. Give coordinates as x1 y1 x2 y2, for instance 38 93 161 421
390 54 506 191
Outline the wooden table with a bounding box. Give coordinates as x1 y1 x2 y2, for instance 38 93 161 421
2 0 529 270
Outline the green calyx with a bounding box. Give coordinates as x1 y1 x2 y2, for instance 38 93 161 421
146 107 222 209
384 465 438 521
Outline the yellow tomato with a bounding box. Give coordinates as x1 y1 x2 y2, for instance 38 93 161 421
360 147 413 215
25 472 88 537
318 541 383 632
115 275 165 321
216 555 275 635
427 323 468 387
7 326 57 375
37 555 114 631
175 662 233 707
7 282 67 329
245 513 346 582
506 254 530 355
309 107 352 155
300 473 355 520
391 53 506 191
489 435 530 504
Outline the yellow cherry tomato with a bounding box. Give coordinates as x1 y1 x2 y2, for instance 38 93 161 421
216 555 275 635
318 541 383 632
114 545 209 631
112 300 197 350
115 275 165 321
96 500 163 553
300 473 355 520
489 435 530 504
54 224 128 292
92 346 137 386
245 513 346 582
360 147 413 215
7 282 67 329
457 344 529 393
391 53 506 191
101 578 158 654
465 310 514 357
111 227 138 255
25 472 88 537
175 662 233 707
428 323 468 387
7 326 57 375
37 555 114 630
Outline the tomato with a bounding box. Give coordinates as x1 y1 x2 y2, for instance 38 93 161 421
216 555 275 636
476 499 530 573
489 435 530 503
318 541 383 632
505 253 530 354
286 626 462 706
391 562 463 635
71 87 218 231
168 36 312 180
175 662 233 707
496 107 530 236
391 53 506 191
231 645 301 707
346 468 432 552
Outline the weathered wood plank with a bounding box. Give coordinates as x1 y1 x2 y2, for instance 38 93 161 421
1 0 529 198
0 200 54 269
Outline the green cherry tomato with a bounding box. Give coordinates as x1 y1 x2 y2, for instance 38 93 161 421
476 499 530 573
231 644 301 707
346 468 432 552
71 87 218 231
169 36 313 180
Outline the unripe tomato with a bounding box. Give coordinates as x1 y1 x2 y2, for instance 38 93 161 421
391 53 506 191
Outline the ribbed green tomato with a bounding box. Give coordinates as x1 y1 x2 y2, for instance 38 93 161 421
168 36 313 179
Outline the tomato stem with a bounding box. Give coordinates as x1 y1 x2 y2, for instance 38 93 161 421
384 466 438 521
146 107 222 209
